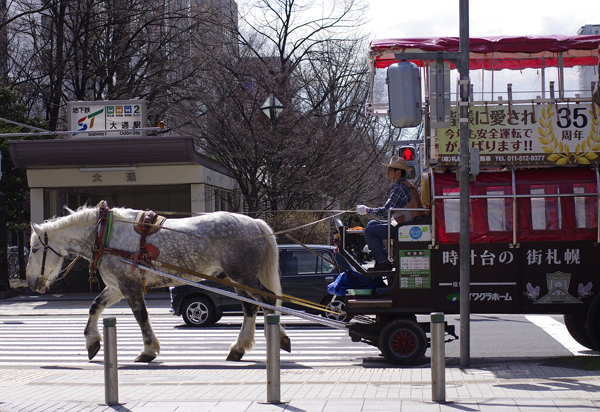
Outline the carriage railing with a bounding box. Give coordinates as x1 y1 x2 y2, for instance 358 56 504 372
386 207 431 263
428 165 600 248
365 94 597 118
341 166 600 267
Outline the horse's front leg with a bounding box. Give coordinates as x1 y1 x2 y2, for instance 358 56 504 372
84 286 123 360
123 291 160 362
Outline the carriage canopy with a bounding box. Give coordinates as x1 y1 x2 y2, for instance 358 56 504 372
369 35 600 71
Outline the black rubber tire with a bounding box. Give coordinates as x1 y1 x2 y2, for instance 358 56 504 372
378 318 427 366
182 296 215 327
564 313 594 350
587 293 600 351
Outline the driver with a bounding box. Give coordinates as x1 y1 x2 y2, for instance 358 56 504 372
356 156 428 272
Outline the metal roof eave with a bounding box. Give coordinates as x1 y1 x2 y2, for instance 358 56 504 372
8 136 232 176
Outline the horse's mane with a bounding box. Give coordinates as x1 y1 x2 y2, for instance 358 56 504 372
42 205 138 232
41 205 102 231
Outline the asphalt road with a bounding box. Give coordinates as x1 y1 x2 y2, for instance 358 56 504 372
0 309 592 369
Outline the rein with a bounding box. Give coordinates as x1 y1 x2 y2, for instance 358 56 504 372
105 210 350 241
44 202 350 292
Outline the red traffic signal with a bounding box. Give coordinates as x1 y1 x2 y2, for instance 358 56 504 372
399 146 416 161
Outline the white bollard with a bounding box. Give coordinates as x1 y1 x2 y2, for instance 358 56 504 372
265 313 281 403
103 317 119 406
430 312 446 403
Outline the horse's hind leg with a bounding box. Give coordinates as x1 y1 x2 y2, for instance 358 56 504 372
124 292 160 362
227 298 258 361
84 286 123 360
264 309 291 353
227 288 291 360
246 290 291 353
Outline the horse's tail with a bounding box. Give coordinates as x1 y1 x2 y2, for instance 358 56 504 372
254 218 281 304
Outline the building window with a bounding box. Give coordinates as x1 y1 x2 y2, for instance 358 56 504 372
205 186 240 212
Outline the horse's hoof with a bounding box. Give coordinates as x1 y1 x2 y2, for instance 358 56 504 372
226 349 244 361
88 341 101 360
135 353 156 362
280 336 291 353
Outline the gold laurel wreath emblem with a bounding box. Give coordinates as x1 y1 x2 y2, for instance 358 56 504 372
538 105 600 165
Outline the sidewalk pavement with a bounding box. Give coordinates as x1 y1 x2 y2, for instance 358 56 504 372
1 293 600 411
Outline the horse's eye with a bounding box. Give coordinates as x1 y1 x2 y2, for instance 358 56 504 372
31 248 39 253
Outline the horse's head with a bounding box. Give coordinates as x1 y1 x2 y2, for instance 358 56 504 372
27 223 66 293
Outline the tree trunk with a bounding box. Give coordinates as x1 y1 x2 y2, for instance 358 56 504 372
18 231 26 280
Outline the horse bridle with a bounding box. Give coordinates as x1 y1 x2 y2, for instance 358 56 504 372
37 232 65 281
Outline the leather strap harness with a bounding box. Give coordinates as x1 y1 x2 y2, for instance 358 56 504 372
89 202 164 291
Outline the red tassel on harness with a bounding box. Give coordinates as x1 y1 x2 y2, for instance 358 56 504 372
144 244 160 260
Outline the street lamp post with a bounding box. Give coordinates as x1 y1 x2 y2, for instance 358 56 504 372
261 94 284 125
260 93 285 212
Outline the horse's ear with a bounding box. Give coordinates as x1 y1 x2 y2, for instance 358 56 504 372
31 223 44 237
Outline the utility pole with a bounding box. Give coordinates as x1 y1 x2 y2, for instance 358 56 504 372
0 191 11 298
0 0 8 85
458 0 471 368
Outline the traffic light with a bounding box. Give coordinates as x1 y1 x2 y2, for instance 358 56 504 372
398 145 419 180
399 146 416 161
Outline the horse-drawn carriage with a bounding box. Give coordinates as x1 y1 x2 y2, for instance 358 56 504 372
24 34 600 367
330 34 600 365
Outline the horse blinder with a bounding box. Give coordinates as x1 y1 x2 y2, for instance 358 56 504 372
37 232 64 287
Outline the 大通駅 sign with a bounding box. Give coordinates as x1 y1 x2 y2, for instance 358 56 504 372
67 100 147 138
438 103 600 167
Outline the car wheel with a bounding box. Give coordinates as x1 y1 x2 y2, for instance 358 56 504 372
182 296 215 327
587 293 600 351
323 296 353 322
378 318 427 366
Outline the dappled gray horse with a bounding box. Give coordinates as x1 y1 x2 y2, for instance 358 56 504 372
26 205 290 362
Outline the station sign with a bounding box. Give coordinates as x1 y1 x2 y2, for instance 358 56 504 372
67 100 147 138
437 103 600 167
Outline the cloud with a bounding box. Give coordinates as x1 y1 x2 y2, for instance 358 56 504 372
367 0 600 39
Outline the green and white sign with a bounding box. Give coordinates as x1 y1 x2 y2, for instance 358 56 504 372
399 249 431 289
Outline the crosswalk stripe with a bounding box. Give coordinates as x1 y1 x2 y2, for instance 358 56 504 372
0 314 380 366
525 315 592 355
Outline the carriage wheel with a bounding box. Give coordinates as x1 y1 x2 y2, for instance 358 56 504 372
379 318 427 366
564 313 593 350
182 297 215 327
586 293 600 351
